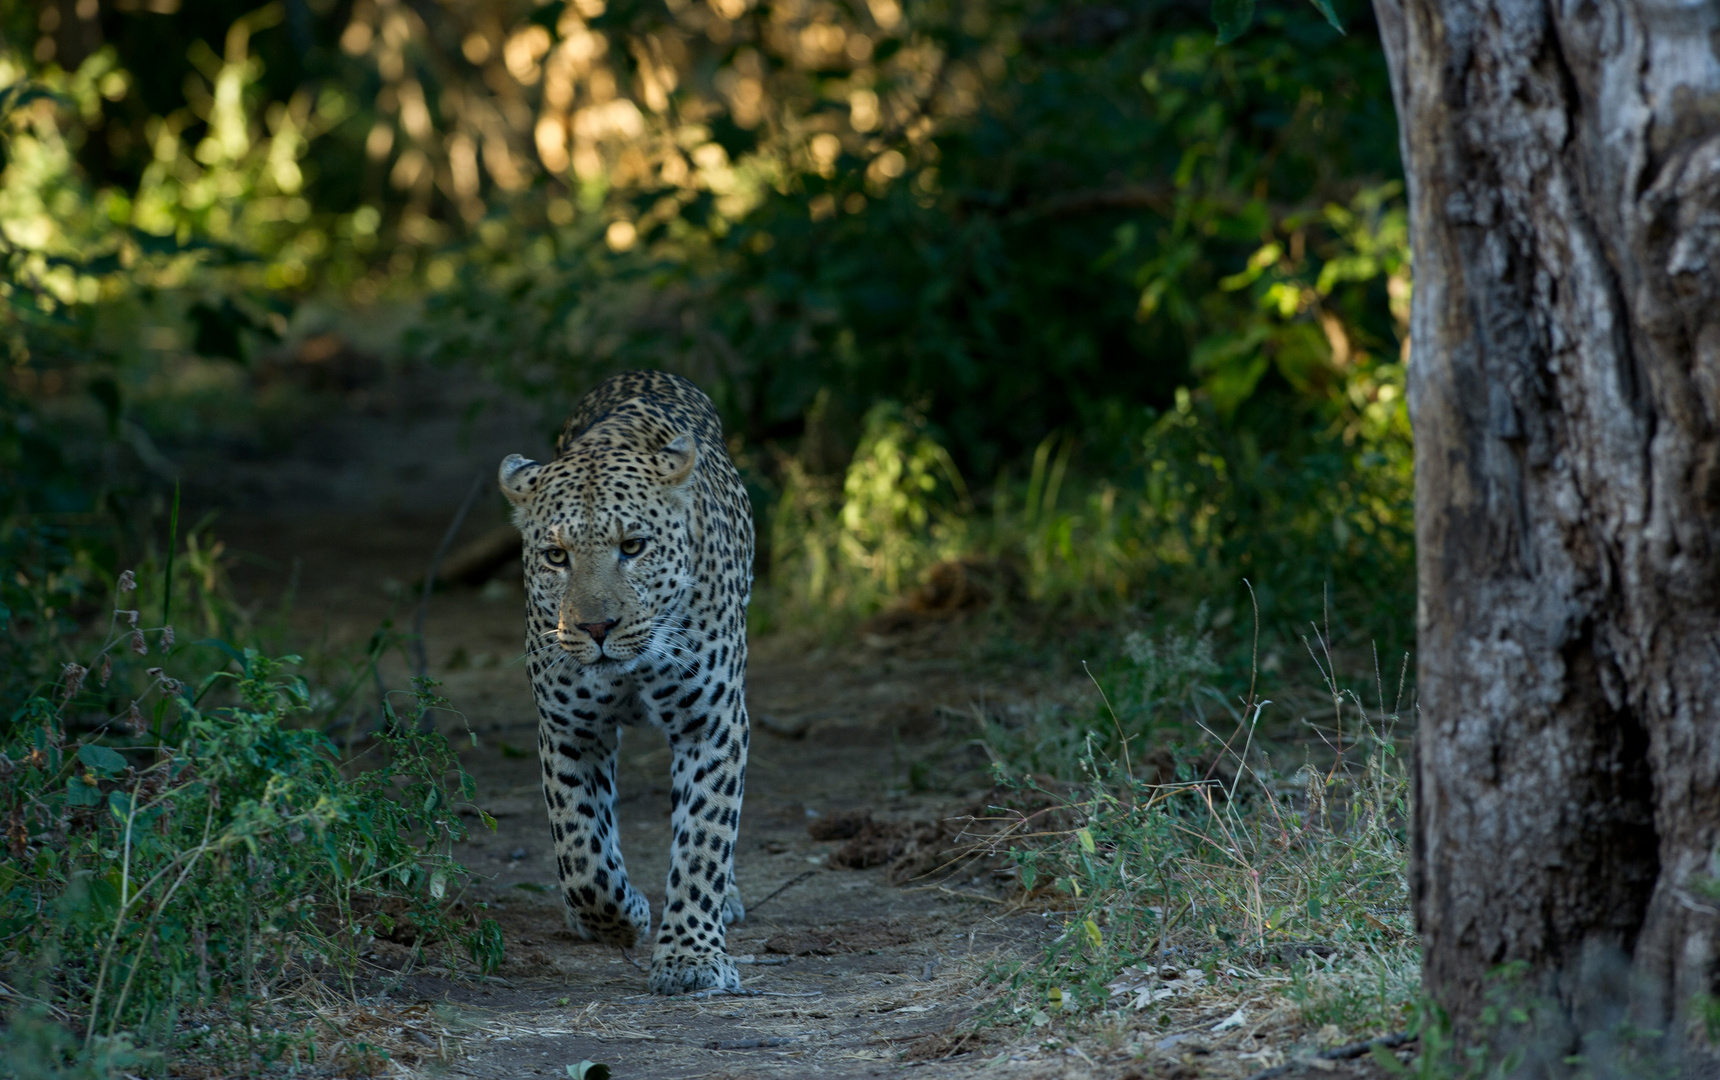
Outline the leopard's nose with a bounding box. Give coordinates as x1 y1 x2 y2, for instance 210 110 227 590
577 619 619 644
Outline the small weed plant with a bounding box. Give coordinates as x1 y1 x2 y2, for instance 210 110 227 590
980 605 1419 1051
0 567 500 1076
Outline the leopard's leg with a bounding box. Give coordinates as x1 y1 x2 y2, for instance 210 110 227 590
535 668 651 947
647 699 749 994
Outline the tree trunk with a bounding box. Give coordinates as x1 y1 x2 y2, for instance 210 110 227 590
1373 0 1720 1060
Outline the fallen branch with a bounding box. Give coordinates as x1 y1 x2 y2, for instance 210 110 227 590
412 471 487 687
1241 1031 1414 1080
907 884 1006 905
623 987 823 1002
746 870 817 915
706 1036 797 1050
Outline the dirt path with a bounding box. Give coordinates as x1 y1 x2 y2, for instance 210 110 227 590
192 362 1397 1080
221 506 1093 1079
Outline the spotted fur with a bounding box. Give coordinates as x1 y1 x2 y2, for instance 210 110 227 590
499 370 752 995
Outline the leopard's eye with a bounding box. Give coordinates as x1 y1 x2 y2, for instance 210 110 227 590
543 548 569 567
619 538 646 558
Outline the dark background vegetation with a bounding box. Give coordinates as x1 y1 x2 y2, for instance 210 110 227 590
5 0 1409 662
1 0 1414 1067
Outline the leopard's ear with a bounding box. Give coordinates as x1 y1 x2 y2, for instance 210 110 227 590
498 454 544 506
658 432 696 487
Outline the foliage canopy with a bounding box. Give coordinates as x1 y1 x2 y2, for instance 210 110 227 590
5 0 1410 634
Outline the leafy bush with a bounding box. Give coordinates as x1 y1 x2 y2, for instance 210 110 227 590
756 383 1411 652
417 0 1401 465
0 571 497 1074
763 400 972 617
6 2 1412 648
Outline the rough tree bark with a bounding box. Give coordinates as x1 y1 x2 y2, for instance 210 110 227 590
1373 0 1720 1060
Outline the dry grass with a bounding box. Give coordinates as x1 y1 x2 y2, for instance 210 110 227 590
943 614 1421 1071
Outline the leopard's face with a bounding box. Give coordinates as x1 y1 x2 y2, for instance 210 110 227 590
499 433 697 672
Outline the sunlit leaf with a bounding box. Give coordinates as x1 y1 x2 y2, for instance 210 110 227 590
77 743 127 776
1305 0 1345 33
1370 1042 1409 1075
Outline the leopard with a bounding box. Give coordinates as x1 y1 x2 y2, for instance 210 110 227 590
498 369 753 996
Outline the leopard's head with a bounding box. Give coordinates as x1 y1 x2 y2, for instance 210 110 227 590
499 424 696 671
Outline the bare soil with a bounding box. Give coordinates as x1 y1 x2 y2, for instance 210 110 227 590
222 502 1057 1078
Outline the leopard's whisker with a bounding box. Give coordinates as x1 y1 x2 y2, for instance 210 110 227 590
640 621 701 678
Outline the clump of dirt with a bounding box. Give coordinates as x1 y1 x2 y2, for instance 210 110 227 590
861 558 1023 634
808 785 1088 886
762 918 916 955
254 332 383 394
902 1028 1003 1062
810 810 944 872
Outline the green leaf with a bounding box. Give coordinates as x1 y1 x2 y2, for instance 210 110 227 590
1212 0 1255 43
1369 1042 1408 1074
191 638 250 673
466 918 505 974
0 83 67 124
1075 827 1096 854
78 743 128 776
1306 0 1345 33
1081 918 1102 949
67 777 104 807
567 1062 610 1080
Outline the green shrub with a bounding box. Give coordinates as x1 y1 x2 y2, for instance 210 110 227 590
763 400 972 620
755 388 1411 654
0 570 497 1074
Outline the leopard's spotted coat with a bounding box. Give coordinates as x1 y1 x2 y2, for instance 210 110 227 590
498 370 752 995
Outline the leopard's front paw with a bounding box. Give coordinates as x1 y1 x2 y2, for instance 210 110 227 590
562 907 597 940
648 950 740 995
561 884 651 947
